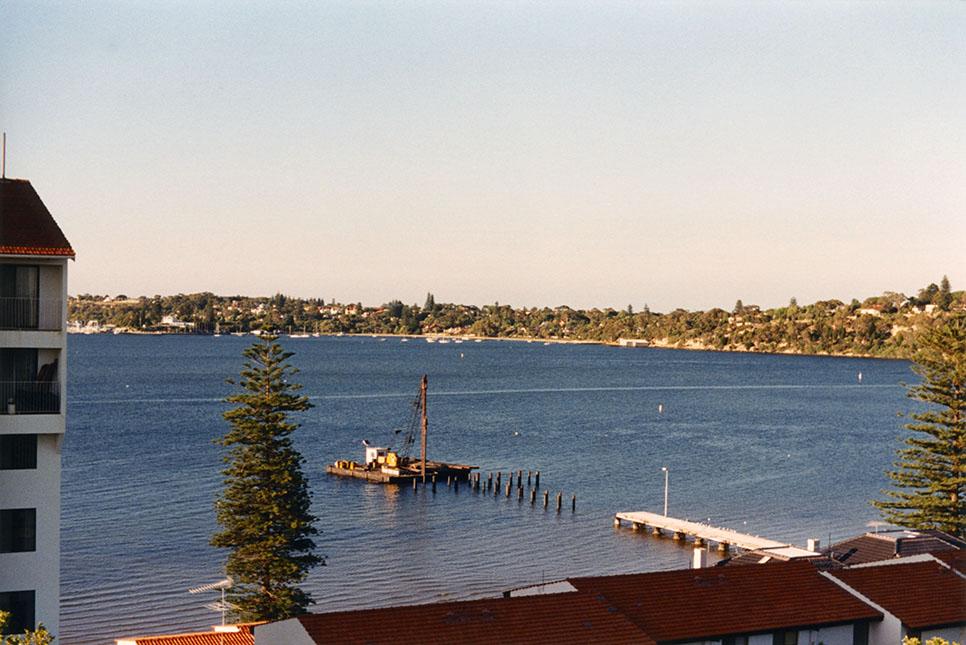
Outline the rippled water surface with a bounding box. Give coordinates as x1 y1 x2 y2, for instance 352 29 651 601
61 335 912 643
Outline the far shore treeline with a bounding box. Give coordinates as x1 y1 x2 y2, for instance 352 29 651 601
68 278 963 359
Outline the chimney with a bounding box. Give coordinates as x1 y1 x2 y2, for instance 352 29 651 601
807 538 820 552
692 546 708 568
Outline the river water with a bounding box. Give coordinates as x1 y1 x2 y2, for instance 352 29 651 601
60 335 912 643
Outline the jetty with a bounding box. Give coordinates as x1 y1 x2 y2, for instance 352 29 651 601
613 510 819 557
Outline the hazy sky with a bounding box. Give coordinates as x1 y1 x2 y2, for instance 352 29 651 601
2 1 963 311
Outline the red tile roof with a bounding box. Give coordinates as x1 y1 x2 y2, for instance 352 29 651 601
935 549 966 573
826 530 963 566
117 623 258 645
293 592 656 645
0 178 74 257
569 560 881 642
831 560 966 629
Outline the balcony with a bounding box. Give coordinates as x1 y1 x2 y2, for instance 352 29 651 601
0 298 63 331
0 381 61 414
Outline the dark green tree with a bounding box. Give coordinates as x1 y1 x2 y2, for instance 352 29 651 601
212 335 323 620
423 292 436 313
938 276 952 312
873 316 966 537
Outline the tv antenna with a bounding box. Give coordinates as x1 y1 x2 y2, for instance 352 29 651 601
188 576 236 626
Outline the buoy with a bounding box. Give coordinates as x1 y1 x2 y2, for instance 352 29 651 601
658 403 664 414
857 371 863 383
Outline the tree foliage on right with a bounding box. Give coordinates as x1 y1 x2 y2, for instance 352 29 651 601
873 315 966 538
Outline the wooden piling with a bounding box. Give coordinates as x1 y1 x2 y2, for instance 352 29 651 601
614 516 621 527
517 469 522 484
571 494 576 512
543 490 549 508
412 478 417 491
447 476 451 487
505 482 512 497
518 486 524 500
454 478 459 492
651 526 662 537
535 471 540 489
632 522 641 532
694 537 705 548
556 492 562 512
488 472 493 490
432 474 437 493
718 542 730 553
527 470 532 486
673 531 684 541
530 488 536 504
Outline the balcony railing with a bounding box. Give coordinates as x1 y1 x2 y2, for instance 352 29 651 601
0 381 61 414
0 297 63 331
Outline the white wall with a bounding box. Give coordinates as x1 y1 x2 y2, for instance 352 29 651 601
868 615 902 645
0 256 66 637
0 433 61 636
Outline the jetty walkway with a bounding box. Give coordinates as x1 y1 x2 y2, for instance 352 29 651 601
613 510 819 557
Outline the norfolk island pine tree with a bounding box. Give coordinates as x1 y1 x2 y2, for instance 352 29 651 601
873 315 966 538
212 334 323 621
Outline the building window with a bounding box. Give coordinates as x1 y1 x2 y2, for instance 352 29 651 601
0 349 59 415
0 590 35 635
0 265 39 329
724 636 749 645
853 622 869 645
0 435 37 469
0 509 36 553
773 631 799 645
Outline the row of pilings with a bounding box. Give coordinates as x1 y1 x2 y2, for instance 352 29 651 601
411 469 576 513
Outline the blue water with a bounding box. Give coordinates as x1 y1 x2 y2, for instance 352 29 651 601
61 335 912 643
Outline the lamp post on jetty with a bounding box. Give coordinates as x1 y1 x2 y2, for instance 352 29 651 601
661 466 669 516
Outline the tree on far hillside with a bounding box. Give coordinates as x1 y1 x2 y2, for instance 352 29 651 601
873 316 966 538
733 300 743 315
938 276 952 311
211 335 323 621
423 292 436 312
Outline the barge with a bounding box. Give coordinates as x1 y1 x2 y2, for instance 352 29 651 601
325 375 477 484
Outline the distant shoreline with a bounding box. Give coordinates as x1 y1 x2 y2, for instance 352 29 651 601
70 329 906 361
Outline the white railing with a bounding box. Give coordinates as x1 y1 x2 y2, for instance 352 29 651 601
0 297 63 331
0 381 61 414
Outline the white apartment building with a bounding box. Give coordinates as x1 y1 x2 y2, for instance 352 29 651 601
0 177 73 637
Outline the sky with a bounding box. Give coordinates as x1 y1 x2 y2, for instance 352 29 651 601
2 1 963 311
